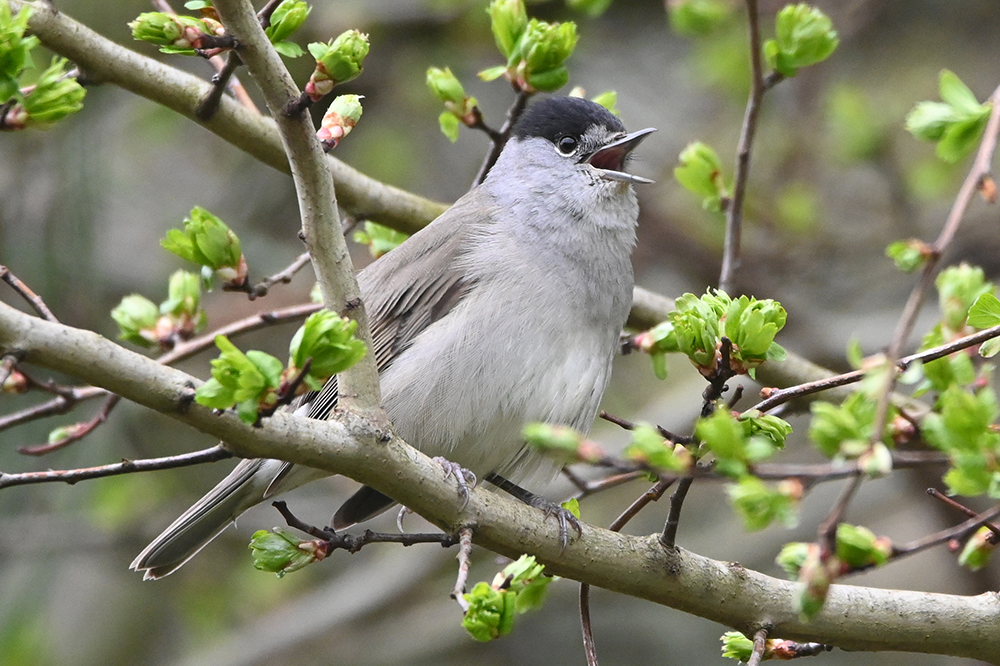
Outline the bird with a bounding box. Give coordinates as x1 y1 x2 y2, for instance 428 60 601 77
131 95 655 579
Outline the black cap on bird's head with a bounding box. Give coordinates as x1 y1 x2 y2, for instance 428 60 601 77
511 96 656 185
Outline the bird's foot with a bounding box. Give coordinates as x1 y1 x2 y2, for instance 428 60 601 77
528 495 583 553
432 456 477 509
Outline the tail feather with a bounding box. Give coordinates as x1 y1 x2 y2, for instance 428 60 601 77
332 486 397 529
131 459 325 580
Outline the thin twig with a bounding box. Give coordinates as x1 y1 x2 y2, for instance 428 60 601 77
246 251 312 300
868 82 1000 451
564 469 646 500
1 265 58 321
272 501 459 554
472 89 530 187
580 479 672 666
452 526 474 611
889 502 1000 561
817 474 862 557
750 322 1000 413
0 444 233 489
660 477 693 548
580 582 599 666
18 394 121 455
927 488 1000 542
598 410 696 444
718 0 765 295
0 387 106 432
746 627 770 666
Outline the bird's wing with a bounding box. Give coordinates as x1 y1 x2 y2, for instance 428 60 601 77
265 187 493 501
298 187 491 423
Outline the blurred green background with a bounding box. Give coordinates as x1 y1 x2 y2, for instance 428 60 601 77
2 1 999 664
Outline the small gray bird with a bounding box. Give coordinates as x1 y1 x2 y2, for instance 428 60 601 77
132 96 655 579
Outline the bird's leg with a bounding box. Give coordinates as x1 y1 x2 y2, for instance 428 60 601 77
485 473 582 552
432 457 477 509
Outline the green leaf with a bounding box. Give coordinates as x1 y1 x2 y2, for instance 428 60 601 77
957 526 996 571
352 221 409 258
248 528 323 577
487 0 528 60
763 3 839 77
939 69 982 115
623 424 692 473
886 239 931 273
980 337 1000 359
727 476 799 531
560 497 581 520
111 294 160 346
669 0 732 37
288 310 367 384
836 523 890 569
674 141 727 211
968 292 1000 329
720 631 754 662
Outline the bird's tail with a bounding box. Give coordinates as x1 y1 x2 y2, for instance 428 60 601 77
130 458 325 580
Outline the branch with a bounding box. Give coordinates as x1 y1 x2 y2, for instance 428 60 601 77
750 322 1000 413
0 444 232 489
869 82 1000 446
12 0 447 236
2 303 1000 662
211 0 382 417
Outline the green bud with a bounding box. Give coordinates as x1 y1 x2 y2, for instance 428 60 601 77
352 220 408 258
958 526 997 572
762 3 839 78
567 0 612 18
249 528 326 577
775 541 811 579
161 270 202 318
0 1 39 97
886 238 932 273
524 422 593 464
316 93 363 149
14 57 86 129
936 263 994 331
836 523 891 569
514 19 577 92
426 66 466 105
674 141 728 212
719 631 755 662
462 582 515 642
161 206 244 282
905 71 991 164
265 0 311 57
487 0 528 59
727 475 799 531
287 310 367 391
195 336 283 424
795 544 832 620
669 0 732 37
305 30 369 101
623 424 692 473
589 90 619 115
111 294 160 347
129 12 218 55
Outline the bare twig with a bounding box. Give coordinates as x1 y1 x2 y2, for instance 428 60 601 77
245 251 312 300
472 89 530 187
660 476 693 548
889 502 1000 561
580 582 599 666
817 474 862 557
580 479 672 665
272 501 459 554
927 488 1000 542
452 526 474 611
598 410 696 444
18 394 121 455
1 265 58 321
746 627 770 666
719 0 765 294
0 444 233 489
563 468 646 500
750 322 1000 413
868 82 1000 451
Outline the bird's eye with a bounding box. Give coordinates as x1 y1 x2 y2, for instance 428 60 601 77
556 135 578 155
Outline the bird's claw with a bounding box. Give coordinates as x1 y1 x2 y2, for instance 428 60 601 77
528 496 583 553
432 457 477 509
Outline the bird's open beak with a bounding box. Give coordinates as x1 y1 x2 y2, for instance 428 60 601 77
587 127 657 185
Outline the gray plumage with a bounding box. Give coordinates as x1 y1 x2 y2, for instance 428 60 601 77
132 96 654 579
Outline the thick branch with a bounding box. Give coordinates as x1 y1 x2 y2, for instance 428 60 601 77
2 303 1000 662
211 0 382 417
12 0 446 236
